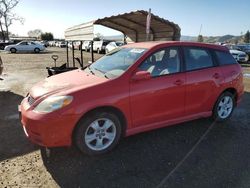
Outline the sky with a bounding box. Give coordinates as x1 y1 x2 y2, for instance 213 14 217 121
10 0 250 39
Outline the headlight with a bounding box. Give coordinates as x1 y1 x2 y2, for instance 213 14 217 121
33 96 73 113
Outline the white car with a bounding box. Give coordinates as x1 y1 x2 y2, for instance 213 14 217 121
93 40 110 54
105 41 124 54
59 41 67 48
230 49 248 63
223 44 248 63
4 41 45 53
82 41 91 51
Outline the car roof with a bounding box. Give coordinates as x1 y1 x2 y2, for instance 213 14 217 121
124 41 228 51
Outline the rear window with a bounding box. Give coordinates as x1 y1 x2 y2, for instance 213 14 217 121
215 51 237 65
183 47 214 71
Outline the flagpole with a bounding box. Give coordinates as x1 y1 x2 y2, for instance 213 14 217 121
146 8 151 41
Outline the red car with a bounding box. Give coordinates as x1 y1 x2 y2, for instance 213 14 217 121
19 41 244 155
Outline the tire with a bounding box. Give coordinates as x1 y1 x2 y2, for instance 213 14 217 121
10 48 16 53
34 48 40 53
212 91 235 122
97 48 101 54
74 111 122 155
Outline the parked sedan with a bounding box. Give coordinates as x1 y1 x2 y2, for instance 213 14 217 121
105 41 124 54
230 50 248 63
4 41 45 53
59 41 67 48
19 42 244 155
223 44 248 63
237 44 250 61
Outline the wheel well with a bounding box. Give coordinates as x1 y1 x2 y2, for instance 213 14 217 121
72 106 127 142
222 88 237 101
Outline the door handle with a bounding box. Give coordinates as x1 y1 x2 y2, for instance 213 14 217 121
174 79 184 86
231 71 236 75
213 73 220 79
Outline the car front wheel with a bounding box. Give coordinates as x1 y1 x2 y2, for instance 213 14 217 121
75 111 122 155
213 92 235 122
10 48 16 53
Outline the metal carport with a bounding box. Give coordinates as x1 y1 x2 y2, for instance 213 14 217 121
65 10 181 42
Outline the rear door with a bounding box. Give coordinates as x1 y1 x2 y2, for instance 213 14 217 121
28 42 36 51
183 46 224 116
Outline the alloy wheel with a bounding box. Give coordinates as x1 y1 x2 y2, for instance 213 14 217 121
84 118 116 151
217 96 233 119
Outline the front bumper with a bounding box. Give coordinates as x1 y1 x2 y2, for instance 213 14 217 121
19 97 79 147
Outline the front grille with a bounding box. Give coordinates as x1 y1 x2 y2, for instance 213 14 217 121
28 95 35 106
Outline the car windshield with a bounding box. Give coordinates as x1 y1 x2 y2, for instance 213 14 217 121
116 42 124 46
85 47 147 79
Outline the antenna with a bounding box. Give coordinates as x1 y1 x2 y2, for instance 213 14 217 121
199 24 203 35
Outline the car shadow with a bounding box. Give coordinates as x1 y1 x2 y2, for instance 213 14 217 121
0 91 38 161
41 92 250 188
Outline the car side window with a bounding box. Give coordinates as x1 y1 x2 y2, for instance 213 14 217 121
183 47 213 71
19 42 28 45
215 50 237 65
139 47 181 77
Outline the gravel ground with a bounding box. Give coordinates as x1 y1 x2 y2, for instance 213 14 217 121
0 47 249 188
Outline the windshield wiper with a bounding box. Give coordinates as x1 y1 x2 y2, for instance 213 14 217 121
93 68 109 79
87 66 95 75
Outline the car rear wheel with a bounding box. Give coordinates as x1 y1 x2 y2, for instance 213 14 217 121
75 111 122 155
213 91 235 122
10 48 16 53
34 48 40 53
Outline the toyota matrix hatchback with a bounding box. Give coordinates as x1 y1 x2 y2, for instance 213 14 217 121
19 42 244 155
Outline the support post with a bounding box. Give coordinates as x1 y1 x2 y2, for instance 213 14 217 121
91 41 94 63
72 41 75 67
66 41 69 67
80 41 83 67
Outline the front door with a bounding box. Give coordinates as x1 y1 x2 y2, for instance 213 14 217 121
130 47 186 127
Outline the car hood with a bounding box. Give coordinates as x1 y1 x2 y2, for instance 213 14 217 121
5 44 16 48
30 69 108 99
230 50 246 55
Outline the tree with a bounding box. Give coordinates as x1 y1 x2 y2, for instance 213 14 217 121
27 29 42 39
41 32 54 41
244 30 250 43
93 33 103 41
197 35 204 42
0 0 24 41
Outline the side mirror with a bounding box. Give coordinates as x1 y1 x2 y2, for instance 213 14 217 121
132 71 151 81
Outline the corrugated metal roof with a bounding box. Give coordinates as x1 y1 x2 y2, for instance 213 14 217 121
65 21 95 41
65 10 181 42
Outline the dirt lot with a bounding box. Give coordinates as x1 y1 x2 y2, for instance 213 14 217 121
0 47 250 188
